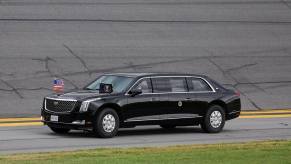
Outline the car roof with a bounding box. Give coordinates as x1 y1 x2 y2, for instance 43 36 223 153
104 72 208 79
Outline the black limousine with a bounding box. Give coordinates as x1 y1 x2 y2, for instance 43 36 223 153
41 73 241 138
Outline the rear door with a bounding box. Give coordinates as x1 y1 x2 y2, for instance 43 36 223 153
183 77 217 115
165 77 203 119
152 77 193 120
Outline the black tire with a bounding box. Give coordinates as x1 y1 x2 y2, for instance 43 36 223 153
49 127 70 134
93 108 119 138
201 105 225 133
160 124 176 130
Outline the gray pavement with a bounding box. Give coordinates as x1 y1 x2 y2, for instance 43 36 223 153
1 0 291 116
0 117 290 154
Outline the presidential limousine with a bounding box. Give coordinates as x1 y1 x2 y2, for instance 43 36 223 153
41 73 241 138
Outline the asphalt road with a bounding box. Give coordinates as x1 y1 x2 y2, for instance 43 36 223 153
1 0 291 117
0 117 290 154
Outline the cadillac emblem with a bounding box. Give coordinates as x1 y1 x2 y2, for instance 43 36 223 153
53 101 59 106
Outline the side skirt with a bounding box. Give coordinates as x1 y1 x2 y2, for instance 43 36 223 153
122 114 202 126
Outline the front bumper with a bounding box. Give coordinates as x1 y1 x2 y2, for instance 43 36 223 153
41 109 93 130
42 121 92 130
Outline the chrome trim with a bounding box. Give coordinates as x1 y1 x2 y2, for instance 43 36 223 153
45 97 77 102
133 91 213 95
44 97 77 113
125 75 216 96
228 110 240 115
124 114 202 122
42 120 86 126
72 120 86 125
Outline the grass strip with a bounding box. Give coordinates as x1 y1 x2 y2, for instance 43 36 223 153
0 140 291 164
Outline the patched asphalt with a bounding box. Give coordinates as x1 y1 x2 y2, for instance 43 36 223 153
0 0 291 117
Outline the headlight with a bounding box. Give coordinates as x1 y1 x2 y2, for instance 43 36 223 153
79 98 101 112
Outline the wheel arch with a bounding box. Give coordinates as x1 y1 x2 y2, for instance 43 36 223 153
209 100 228 115
94 103 124 122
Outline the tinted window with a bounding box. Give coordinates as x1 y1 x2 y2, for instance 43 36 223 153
152 78 171 93
133 79 152 93
169 78 187 92
152 77 187 93
189 78 212 92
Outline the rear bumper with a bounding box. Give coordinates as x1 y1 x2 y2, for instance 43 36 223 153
226 97 241 120
226 110 240 120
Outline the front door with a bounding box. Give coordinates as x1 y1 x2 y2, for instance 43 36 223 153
123 78 160 122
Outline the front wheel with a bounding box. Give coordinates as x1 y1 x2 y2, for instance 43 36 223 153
93 108 119 138
201 105 225 133
49 127 70 134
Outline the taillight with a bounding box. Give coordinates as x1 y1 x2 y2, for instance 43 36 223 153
235 91 240 96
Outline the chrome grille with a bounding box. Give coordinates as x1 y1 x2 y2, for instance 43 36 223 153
45 98 77 113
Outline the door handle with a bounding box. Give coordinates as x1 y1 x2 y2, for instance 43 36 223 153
151 97 158 101
184 98 192 101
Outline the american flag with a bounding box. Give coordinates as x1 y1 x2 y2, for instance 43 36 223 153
53 78 64 93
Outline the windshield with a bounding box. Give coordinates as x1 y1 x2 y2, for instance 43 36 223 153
84 75 134 93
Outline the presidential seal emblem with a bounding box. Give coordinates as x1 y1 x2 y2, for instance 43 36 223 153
178 101 182 107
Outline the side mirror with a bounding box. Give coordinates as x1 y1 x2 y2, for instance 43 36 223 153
128 89 142 97
99 83 113 93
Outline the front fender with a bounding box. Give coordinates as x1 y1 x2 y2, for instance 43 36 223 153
87 100 106 116
87 101 123 117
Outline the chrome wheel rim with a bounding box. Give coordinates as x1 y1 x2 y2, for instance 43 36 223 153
102 114 116 133
210 110 222 128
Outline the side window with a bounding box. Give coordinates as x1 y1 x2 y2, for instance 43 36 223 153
169 77 187 92
152 78 171 93
188 78 212 92
133 79 152 93
152 77 187 93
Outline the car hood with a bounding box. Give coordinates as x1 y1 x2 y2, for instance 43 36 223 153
46 90 120 101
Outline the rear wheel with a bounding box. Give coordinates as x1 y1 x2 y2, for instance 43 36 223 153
93 108 119 138
201 105 225 133
49 127 70 134
160 124 176 130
